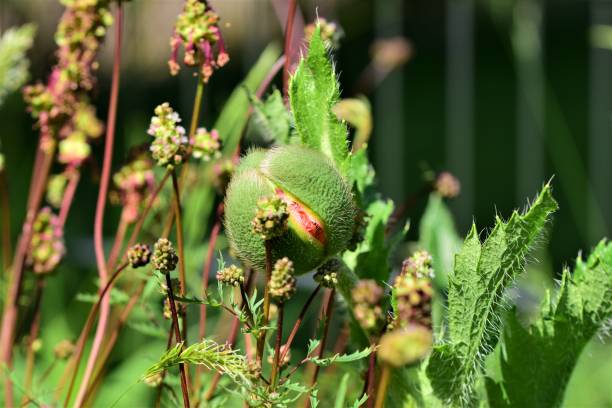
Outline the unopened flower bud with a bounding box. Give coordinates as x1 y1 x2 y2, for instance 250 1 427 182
148 103 188 169
127 243 151 268
191 127 221 161
269 257 296 303
435 171 460 198
314 259 341 288
216 264 245 287
152 238 179 274
54 340 75 360
27 207 65 275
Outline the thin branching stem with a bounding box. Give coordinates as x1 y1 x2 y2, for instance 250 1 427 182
171 169 188 338
73 4 124 406
21 278 45 406
280 285 321 363
270 304 284 390
257 241 273 364
61 262 129 405
282 0 298 98
374 364 391 408
165 273 191 408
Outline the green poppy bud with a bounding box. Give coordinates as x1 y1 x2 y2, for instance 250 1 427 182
224 145 356 275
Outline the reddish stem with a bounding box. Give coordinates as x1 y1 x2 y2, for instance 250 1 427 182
280 285 321 363
270 305 284 389
0 170 11 273
21 278 45 406
282 0 298 98
58 170 80 228
73 4 123 406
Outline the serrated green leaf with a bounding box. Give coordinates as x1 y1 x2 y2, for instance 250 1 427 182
307 346 374 367
246 89 291 145
485 239 612 407
289 25 349 174
418 194 462 291
426 184 558 405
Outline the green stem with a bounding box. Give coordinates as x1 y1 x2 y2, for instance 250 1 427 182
257 241 273 364
270 305 284 390
374 365 391 408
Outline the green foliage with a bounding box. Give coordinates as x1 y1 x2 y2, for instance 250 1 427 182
142 339 251 388
0 24 36 106
419 193 462 290
246 89 291 145
289 25 349 174
486 239 612 407
426 184 558 405
305 339 374 367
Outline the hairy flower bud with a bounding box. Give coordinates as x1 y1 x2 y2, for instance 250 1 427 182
251 196 289 241
152 238 178 274
224 145 356 274
127 243 152 268
216 264 245 287
148 103 188 169
269 257 296 303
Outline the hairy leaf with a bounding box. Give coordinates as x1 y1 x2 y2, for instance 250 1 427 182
426 184 558 404
289 25 349 174
307 346 374 367
246 89 291 145
486 239 612 407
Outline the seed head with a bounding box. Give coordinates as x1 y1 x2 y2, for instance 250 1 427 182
152 238 179 274
216 264 245 287
314 258 341 288
394 251 434 329
191 127 221 161
269 257 296 304
251 196 288 240
169 0 229 82
351 280 384 331
127 243 152 268
148 103 188 169
27 207 65 275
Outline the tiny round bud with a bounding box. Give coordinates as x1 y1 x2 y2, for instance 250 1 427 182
152 238 179 274
27 207 65 275
54 340 75 360
435 171 460 198
351 280 384 331
216 264 245 287
314 259 341 288
191 127 221 161
267 344 291 368
377 325 432 367
148 103 188 169
127 243 151 268
251 196 289 241
269 257 296 304
401 250 433 279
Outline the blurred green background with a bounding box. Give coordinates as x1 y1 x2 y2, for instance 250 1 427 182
1 0 611 406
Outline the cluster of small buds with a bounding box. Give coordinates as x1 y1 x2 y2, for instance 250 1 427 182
304 18 343 49
53 339 75 360
152 238 179 274
191 127 221 161
26 207 65 275
351 280 384 331
377 324 433 367
112 152 155 222
314 259 341 288
212 157 237 194
148 103 188 169
435 171 461 199
216 264 245 287
246 360 261 381
393 251 434 329
401 250 433 279
47 173 68 208
267 344 291 368
23 1 109 165
269 257 296 304
169 0 229 83
127 243 152 268
251 196 289 240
